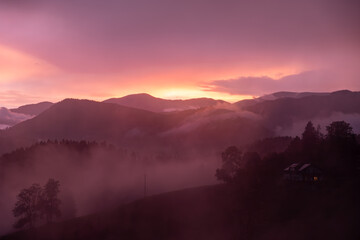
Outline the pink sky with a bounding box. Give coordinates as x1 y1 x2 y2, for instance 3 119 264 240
0 0 359 108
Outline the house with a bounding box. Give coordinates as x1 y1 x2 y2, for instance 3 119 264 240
284 163 323 182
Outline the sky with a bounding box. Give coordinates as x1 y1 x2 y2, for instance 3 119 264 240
0 0 359 108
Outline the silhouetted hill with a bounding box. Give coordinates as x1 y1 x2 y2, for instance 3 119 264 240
259 91 330 100
235 91 331 109
103 93 229 112
1 185 236 240
239 90 360 128
0 99 270 155
2 182 357 240
0 99 183 154
2 90 360 155
10 102 54 116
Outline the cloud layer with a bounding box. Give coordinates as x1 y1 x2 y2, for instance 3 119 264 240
0 107 33 128
205 70 360 96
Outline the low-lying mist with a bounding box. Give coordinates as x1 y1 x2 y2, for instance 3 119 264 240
0 141 219 235
2 91 360 237
275 112 360 137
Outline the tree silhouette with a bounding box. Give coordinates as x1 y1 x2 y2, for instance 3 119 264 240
215 146 242 183
13 184 42 229
326 121 354 142
326 121 356 156
41 178 61 223
286 136 302 155
301 121 322 161
13 179 62 229
326 121 357 173
302 121 320 146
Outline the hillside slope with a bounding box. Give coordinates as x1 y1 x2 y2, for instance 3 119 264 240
2 182 357 240
1 185 236 240
0 99 270 155
10 102 54 116
0 99 186 154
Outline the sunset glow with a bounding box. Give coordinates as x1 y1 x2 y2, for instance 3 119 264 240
0 1 360 238
0 0 359 108
0 45 58 82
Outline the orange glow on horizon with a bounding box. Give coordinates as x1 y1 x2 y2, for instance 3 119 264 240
0 45 58 82
0 44 300 107
151 88 253 103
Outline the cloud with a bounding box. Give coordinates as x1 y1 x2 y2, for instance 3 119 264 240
0 44 58 82
0 0 359 105
0 90 43 108
0 124 10 130
0 107 33 126
204 70 360 96
0 0 359 74
162 105 260 135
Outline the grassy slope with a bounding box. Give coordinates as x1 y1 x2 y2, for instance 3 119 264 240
2 182 358 240
1 185 238 240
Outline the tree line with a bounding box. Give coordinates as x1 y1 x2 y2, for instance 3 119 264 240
216 120 359 185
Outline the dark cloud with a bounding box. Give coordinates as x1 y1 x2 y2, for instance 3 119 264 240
0 0 359 73
205 70 360 95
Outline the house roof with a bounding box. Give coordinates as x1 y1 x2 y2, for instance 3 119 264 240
284 163 300 171
299 163 311 171
284 162 322 173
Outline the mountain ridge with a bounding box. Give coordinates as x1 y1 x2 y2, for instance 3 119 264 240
10 102 54 116
0 98 269 156
103 93 229 112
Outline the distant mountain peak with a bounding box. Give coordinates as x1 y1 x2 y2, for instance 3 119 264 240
59 98 95 104
103 93 229 112
120 93 155 98
331 89 353 95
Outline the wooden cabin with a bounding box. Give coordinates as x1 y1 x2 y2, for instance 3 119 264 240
284 163 323 182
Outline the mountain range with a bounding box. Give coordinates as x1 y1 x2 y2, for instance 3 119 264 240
1 90 360 156
0 94 227 129
0 98 269 156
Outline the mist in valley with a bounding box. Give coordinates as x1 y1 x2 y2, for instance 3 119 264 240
275 112 360 137
2 92 360 235
0 140 220 235
0 90 359 239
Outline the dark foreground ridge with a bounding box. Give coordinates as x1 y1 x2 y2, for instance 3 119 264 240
2 181 358 240
1 185 234 240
